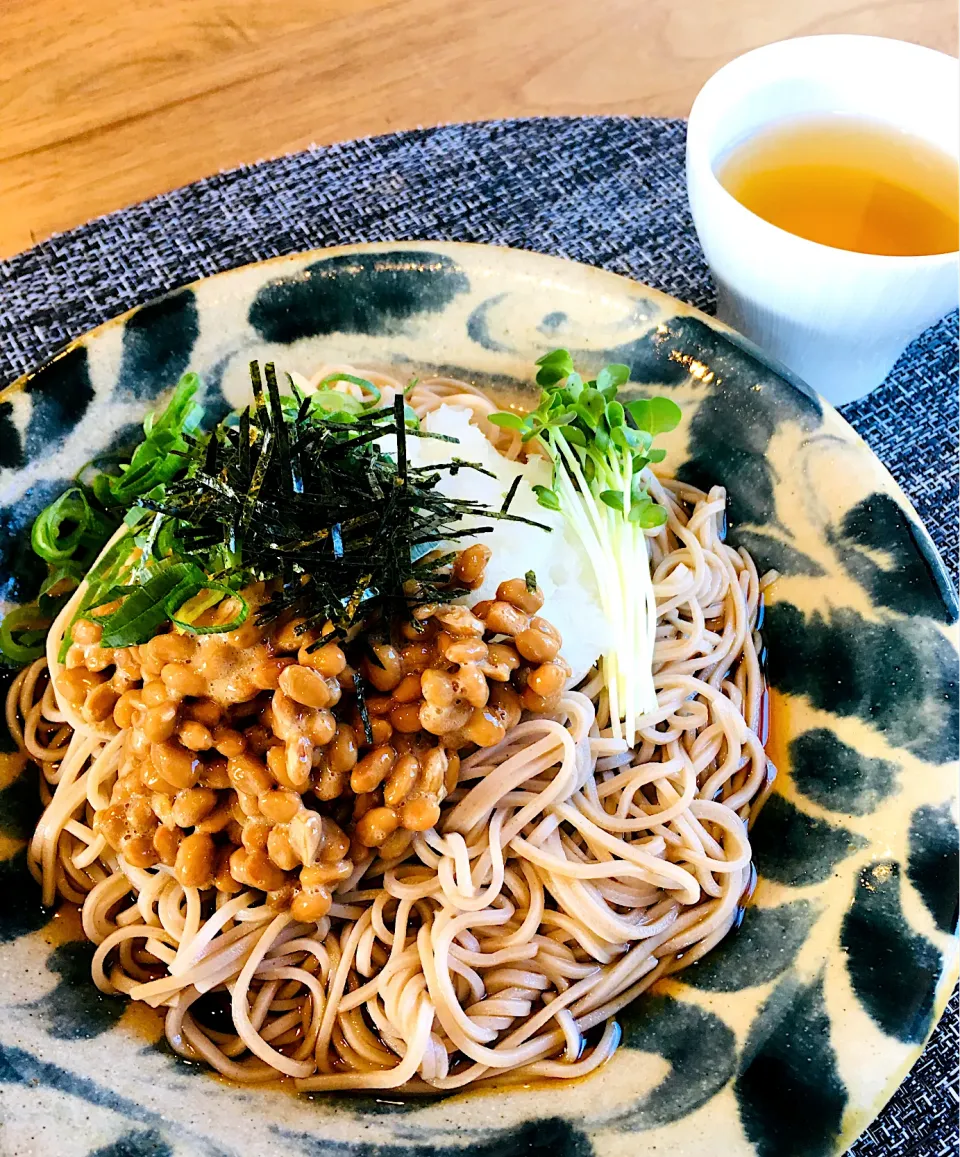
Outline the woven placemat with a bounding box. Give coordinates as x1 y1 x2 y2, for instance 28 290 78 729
0 116 956 1155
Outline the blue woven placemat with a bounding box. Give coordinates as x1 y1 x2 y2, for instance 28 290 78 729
0 115 956 1155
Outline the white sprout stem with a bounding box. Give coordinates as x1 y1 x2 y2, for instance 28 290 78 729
605 447 657 743
551 436 659 743
620 452 638 747
619 452 659 738
551 441 623 740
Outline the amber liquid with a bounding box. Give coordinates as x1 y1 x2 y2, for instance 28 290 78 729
717 115 960 256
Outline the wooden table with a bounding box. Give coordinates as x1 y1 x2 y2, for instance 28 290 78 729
2 0 955 258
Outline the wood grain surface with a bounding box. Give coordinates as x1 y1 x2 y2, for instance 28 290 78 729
1 0 956 257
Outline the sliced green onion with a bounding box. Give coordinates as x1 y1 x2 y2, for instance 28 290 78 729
97 374 204 507
31 488 95 563
310 392 363 419
315 373 382 407
171 585 249 635
0 605 50 665
91 561 208 648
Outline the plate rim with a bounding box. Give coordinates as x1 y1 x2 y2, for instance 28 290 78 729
0 237 956 1153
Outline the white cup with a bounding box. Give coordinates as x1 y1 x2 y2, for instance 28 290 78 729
686 35 959 405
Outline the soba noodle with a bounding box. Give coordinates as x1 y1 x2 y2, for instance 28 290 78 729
9 367 773 1090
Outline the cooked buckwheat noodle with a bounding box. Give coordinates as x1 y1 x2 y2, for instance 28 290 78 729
10 366 774 1090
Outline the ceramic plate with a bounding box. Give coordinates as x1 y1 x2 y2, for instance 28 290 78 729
0 242 956 1157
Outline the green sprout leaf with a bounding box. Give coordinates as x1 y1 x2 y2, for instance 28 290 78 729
625 396 682 436
532 485 561 512
558 425 587 447
596 363 630 393
629 501 669 528
605 400 625 428
488 412 526 431
535 348 575 386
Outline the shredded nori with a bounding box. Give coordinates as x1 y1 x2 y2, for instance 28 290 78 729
136 361 548 642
